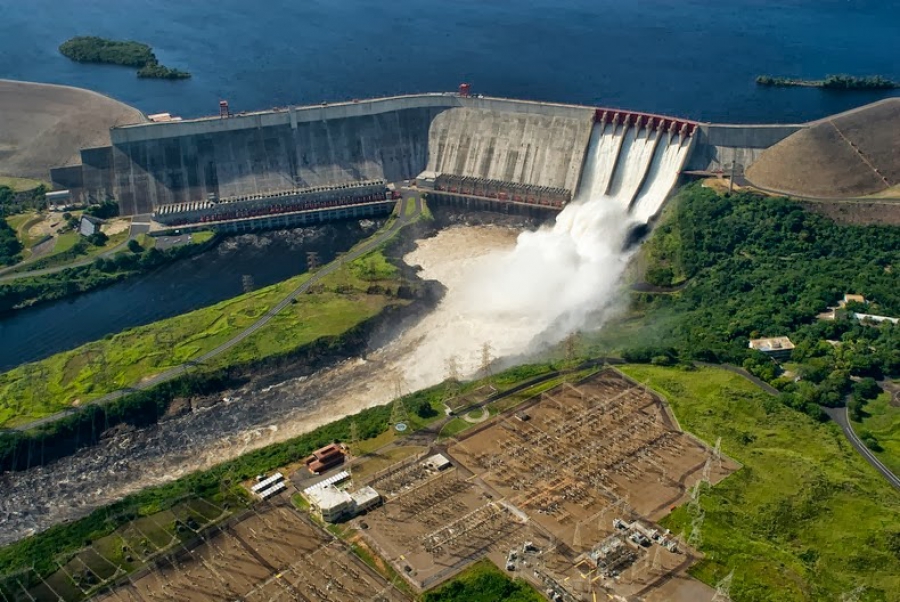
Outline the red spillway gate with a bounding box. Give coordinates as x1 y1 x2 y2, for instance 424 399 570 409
594 108 697 136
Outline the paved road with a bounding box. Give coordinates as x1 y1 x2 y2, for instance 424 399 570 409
15 199 420 432
0 216 151 283
699 362 900 489
824 405 900 490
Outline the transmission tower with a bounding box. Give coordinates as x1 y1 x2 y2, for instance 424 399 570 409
573 521 583 549
564 331 580 365
86 348 112 390
444 354 462 404
348 421 360 458
713 436 723 469
389 374 409 428
687 480 705 548
480 342 494 379
306 251 321 271
841 586 865 602
711 570 734 602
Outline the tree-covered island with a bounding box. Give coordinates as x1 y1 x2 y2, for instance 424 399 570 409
757 74 899 90
59 36 191 79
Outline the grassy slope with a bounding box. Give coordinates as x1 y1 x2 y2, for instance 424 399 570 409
853 386 900 476
0 249 402 427
619 365 900 602
0 176 46 192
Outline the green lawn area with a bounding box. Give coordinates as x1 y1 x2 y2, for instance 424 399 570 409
189 230 215 244
420 559 542 602
5 211 46 254
0 176 47 192
852 385 900 476
0 248 403 428
619 364 900 602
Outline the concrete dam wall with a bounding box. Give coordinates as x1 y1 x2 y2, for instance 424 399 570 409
60 95 598 216
426 107 593 194
53 92 816 217
107 105 445 215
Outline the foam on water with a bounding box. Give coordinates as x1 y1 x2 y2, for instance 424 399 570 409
400 122 688 386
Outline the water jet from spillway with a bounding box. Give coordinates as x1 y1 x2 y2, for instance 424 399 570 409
399 122 691 386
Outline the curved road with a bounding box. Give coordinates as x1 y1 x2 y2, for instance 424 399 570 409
15 198 420 432
824 405 900 490
0 218 149 283
697 362 900 489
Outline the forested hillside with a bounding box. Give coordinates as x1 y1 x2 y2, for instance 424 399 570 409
612 184 900 418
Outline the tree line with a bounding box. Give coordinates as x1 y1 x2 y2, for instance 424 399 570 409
0 235 215 314
625 184 900 420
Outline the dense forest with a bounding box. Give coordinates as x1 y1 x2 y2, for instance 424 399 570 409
0 217 22 266
624 184 900 419
59 36 190 79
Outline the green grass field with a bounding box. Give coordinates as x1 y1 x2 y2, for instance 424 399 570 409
420 560 542 602
0 176 46 192
852 385 900 476
0 248 403 428
619 364 900 602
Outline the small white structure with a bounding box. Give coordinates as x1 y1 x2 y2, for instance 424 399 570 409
350 486 382 513
79 215 103 237
423 453 452 472
841 294 866 307
251 472 286 500
854 312 899 325
46 190 74 211
415 170 439 190
748 336 794 361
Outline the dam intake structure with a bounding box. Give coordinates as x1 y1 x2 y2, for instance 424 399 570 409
50 90 804 231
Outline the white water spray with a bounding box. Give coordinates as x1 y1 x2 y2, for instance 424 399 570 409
401 123 689 386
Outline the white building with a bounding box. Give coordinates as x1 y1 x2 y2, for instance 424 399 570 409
423 453 452 471
304 483 382 523
748 336 794 361
306 484 355 522
79 215 103 237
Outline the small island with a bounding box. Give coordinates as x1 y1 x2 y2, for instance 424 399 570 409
756 74 899 90
59 36 191 80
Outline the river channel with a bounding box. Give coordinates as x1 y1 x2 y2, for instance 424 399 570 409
0 221 380 372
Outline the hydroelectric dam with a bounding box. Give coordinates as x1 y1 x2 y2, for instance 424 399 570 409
50 88 804 231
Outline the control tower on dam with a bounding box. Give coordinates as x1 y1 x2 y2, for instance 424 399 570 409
51 88 807 223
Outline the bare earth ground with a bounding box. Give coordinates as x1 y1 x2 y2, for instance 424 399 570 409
356 369 738 601
0 79 145 179
91 500 407 602
746 98 900 199
799 200 900 226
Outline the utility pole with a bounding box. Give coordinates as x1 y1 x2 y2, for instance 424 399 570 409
480 342 494 380
306 251 320 272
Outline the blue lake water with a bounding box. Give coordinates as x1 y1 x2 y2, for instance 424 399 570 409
1 0 899 123
1 0 900 370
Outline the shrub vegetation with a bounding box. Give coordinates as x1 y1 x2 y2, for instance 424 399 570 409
59 36 190 79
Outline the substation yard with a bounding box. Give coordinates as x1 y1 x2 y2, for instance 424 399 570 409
356 369 739 601
93 502 408 602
